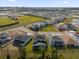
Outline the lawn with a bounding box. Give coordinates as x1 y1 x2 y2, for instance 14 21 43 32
39 25 59 32
18 16 47 26
0 17 16 26
0 16 47 26
0 16 47 31
58 49 79 59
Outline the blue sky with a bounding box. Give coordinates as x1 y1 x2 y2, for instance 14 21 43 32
0 0 79 7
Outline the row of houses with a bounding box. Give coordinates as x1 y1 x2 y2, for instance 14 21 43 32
50 16 65 25
29 16 66 31
1 31 79 50
21 9 71 19
55 23 77 31
0 30 32 47
13 33 79 50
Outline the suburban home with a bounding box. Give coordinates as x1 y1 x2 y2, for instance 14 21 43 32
50 16 65 25
55 23 67 31
10 15 18 20
13 35 32 47
0 32 12 46
51 36 65 48
69 34 79 47
30 22 48 31
33 34 47 51
60 34 79 48
55 23 77 31
66 24 77 31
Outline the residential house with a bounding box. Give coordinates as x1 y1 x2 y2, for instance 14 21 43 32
51 36 65 48
0 32 12 46
13 35 32 47
33 34 47 51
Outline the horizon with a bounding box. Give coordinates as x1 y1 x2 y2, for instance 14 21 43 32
0 0 79 7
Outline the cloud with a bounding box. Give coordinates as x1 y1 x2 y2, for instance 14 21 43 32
8 0 16 2
63 1 69 4
63 0 73 4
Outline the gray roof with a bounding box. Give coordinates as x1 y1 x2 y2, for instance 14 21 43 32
34 35 46 43
33 43 46 47
14 35 32 43
52 36 64 42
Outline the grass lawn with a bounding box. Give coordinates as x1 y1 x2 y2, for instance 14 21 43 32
58 49 79 59
0 16 47 27
0 17 16 26
0 16 47 26
0 16 47 31
39 25 59 32
18 16 47 26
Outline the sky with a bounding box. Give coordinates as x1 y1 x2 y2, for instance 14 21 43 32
0 0 79 7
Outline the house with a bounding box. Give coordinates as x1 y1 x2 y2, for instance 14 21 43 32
13 35 32 47
72 34 79 46
50 16 65 25
60 33 79 48
10 15 18 20
33 34 47 51
66 24 77 31
30 22 48 31
51 36 65 48
0 32 12 46
56 23 77 31
54 23 67 31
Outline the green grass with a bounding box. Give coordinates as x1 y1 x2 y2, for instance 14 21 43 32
18 16 47 26
39 25 59 32
0 17 16 26
0 16 47 27
0 16 47 31
58 49 79 59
